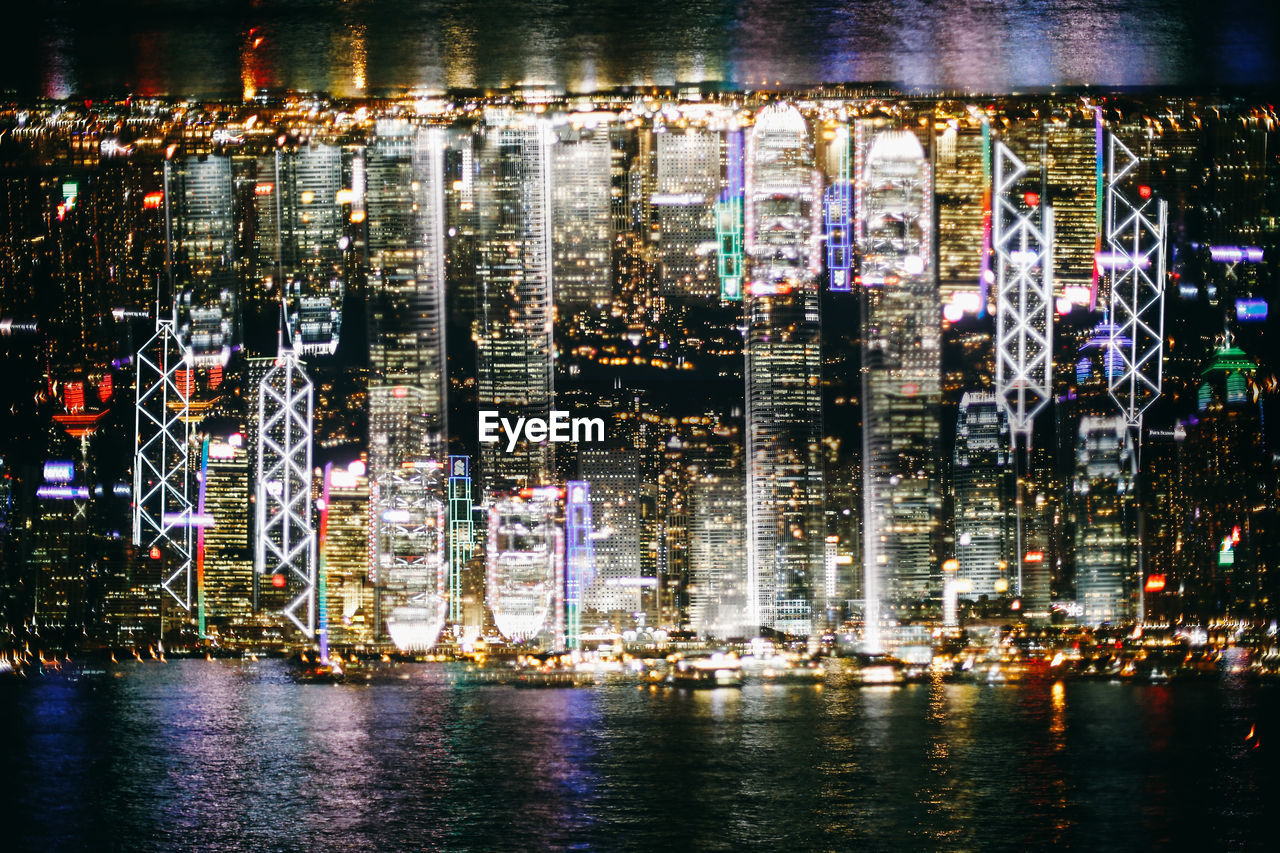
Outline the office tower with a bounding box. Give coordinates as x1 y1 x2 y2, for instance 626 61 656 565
486 490 562 647
475 114 555 494
688 472 747 638
274 143 346 356
953 393 1010 600
365 121 449 461
319 460 376 646
1072 416 1137 625
1181 338 1277 620
653 127 720 298
31 457 95 639
743 103 824 636
200 434 252 632
552 121 613 309
578 445 644 623
364 120 450 650
858 127 942 645
935 115 989 314
1043 120 1098 298
173 156 237 367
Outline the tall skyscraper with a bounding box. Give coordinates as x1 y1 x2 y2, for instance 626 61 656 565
551 120 613 310
743 103 824 636
475 114 556 494
173 156 237 367
1072 416 1136 625
858 127 942 646
364 120 451 649
653 127 720 299
953 392 1010 601
1180 337 1278 621
274 143 346 355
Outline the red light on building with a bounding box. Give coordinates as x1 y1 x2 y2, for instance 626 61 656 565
392 386 408 398
1144 574 1167 593
207 364 223 389
1010 599 1021 611
271 574 287 589
176 369 194 399
1138 184 1152 200
1024 551 1044 563
254 183 274 196
64 381 85 412
98 373 113 402
143 191 164 209
150 546 162 560
1023 191 1040 207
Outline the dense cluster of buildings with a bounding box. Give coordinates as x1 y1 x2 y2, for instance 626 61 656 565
0 89 1276 653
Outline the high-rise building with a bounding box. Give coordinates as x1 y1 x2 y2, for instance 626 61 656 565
688 472 747 638
364 120 450 650
319 460 376 646
743 103 824 636
200 434 253 632
1179 338 1278 621
1072 416 1137 625
578 445 644 623
855 128 947 645
173 156 237 367
274 143 346 355
935 114 989 314
475 114 556 494
858 126 942 644
552 121 613 309
952 392 1010 600
653 127 720 298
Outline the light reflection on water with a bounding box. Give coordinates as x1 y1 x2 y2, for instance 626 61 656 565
8 0 1279 99
2 660 1278 850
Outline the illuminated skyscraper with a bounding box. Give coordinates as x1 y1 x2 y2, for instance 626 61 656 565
654 127 720 298
364 120 450 650
858 127 942 646
475 114 555 493
1072 416 1136 625
552 121 613 309
319 460 376 646
688 472 747 638
173 156 237 367
1180 338 1277 621
934 115 989 315
743 103 824 636
274 143 346 356
952 393 1010 600
578 445 644 622
200 434 252 632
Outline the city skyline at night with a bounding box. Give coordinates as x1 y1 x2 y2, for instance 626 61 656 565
0 90 1277 653
4 4 1280 851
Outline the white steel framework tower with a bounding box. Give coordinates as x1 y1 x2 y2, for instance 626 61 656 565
255 336 318 638
992 141 1054 602
132 313 194 611
1105 135 1167 431
1103 132 1167 624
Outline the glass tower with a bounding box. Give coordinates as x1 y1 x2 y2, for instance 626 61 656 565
858 127 942 647
743 103 824 636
